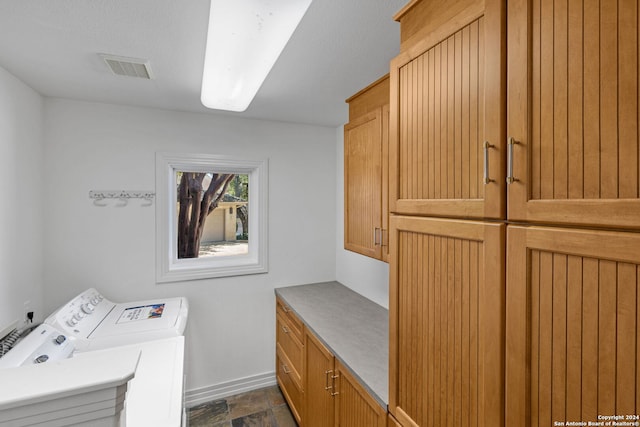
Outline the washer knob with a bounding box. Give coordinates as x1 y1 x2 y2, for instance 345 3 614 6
81 303 94 314
55 335 66 345
67 318 77 327
34 355 49 364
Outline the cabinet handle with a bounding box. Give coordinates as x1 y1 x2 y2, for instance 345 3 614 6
282 325 289 334
282 364 291 374
281 305 289 313
373 228 381 246
506 137 519 184
483 141 494 184
324 370 333 390
330 373 339 396
381 229 387 247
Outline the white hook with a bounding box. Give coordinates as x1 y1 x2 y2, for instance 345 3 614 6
93 197 108 207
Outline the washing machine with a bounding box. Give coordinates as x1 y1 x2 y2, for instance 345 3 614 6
0 323 185 426
44 288 188 352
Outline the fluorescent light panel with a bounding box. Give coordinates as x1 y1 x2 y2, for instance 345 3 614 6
201 0 313 112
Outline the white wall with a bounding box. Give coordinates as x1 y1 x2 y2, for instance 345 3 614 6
42 99 337 394
335 126 389 308
0 66 45 334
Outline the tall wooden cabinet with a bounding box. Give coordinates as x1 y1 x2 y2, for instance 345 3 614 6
344 75 390 262
388 0 640 426
388 0 507 425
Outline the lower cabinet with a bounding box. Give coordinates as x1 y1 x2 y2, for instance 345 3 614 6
276 297 304 425
506 226 640 425
388 216 505 427
304 329 386 427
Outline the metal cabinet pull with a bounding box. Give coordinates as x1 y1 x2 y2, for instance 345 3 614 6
324 370 333 390
282 325 289 334
373 228 381 246
506 137 519 184
483 141 494 184
282 364 291 374
330 373 339 396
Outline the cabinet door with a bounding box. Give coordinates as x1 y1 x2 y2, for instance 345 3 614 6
506 226 640 425
345 109 384 259
305 329 335 427
334 360 386 427
389 0 506 220
389 215 505 427
507 0 640 228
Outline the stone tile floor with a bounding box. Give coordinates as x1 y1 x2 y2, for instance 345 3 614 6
187 385 297 427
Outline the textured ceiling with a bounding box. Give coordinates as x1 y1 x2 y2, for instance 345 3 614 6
0 0 406 127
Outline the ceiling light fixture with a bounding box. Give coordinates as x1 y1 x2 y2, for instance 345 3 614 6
200 0 313 112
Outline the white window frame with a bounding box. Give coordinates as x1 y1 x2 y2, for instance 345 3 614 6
156 152 268 283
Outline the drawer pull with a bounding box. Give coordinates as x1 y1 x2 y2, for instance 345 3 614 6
282 325 290 334
282 364 291 374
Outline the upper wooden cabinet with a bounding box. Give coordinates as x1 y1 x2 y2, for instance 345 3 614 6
389 0 506 220
345 75 390 261
507 0 640 228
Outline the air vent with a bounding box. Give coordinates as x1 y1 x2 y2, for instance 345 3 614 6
100 54 153 79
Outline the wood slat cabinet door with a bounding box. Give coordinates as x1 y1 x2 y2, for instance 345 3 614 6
334 360 386 427
388 215 505 427
345 109 384 260
507 0 640 228
305 329 336 427
389 0 506 220
506 226 640 425
345 75 390 262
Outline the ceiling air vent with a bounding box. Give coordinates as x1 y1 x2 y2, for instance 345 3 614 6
100 54 153 79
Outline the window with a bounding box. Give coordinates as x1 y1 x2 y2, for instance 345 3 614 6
156 153 268 282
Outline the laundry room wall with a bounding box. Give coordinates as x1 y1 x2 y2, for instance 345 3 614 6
42 98 337 397
0 66 45 335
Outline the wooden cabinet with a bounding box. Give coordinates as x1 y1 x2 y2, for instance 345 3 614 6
389 0 506 220
388 215 504 427
305 329 335 427
507 0 640 229
344 75 390 262
388 0 640 426
506 226 640 425
275 297 304 425
334 359 386 427
304 328 386 427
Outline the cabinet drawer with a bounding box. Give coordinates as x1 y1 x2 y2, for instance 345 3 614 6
276 348 303 425
276 313 303 380
276 297 303 340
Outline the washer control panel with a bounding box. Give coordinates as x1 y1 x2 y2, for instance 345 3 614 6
44 289 115 339
0 324 74 368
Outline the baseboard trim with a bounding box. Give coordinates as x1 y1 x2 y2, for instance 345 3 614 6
185 372 277 408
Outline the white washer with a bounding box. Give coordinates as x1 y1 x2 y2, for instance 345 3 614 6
44 288 188 352
0 324 185 427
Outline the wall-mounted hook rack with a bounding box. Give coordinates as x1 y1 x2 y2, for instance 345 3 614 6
89 191 155 207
